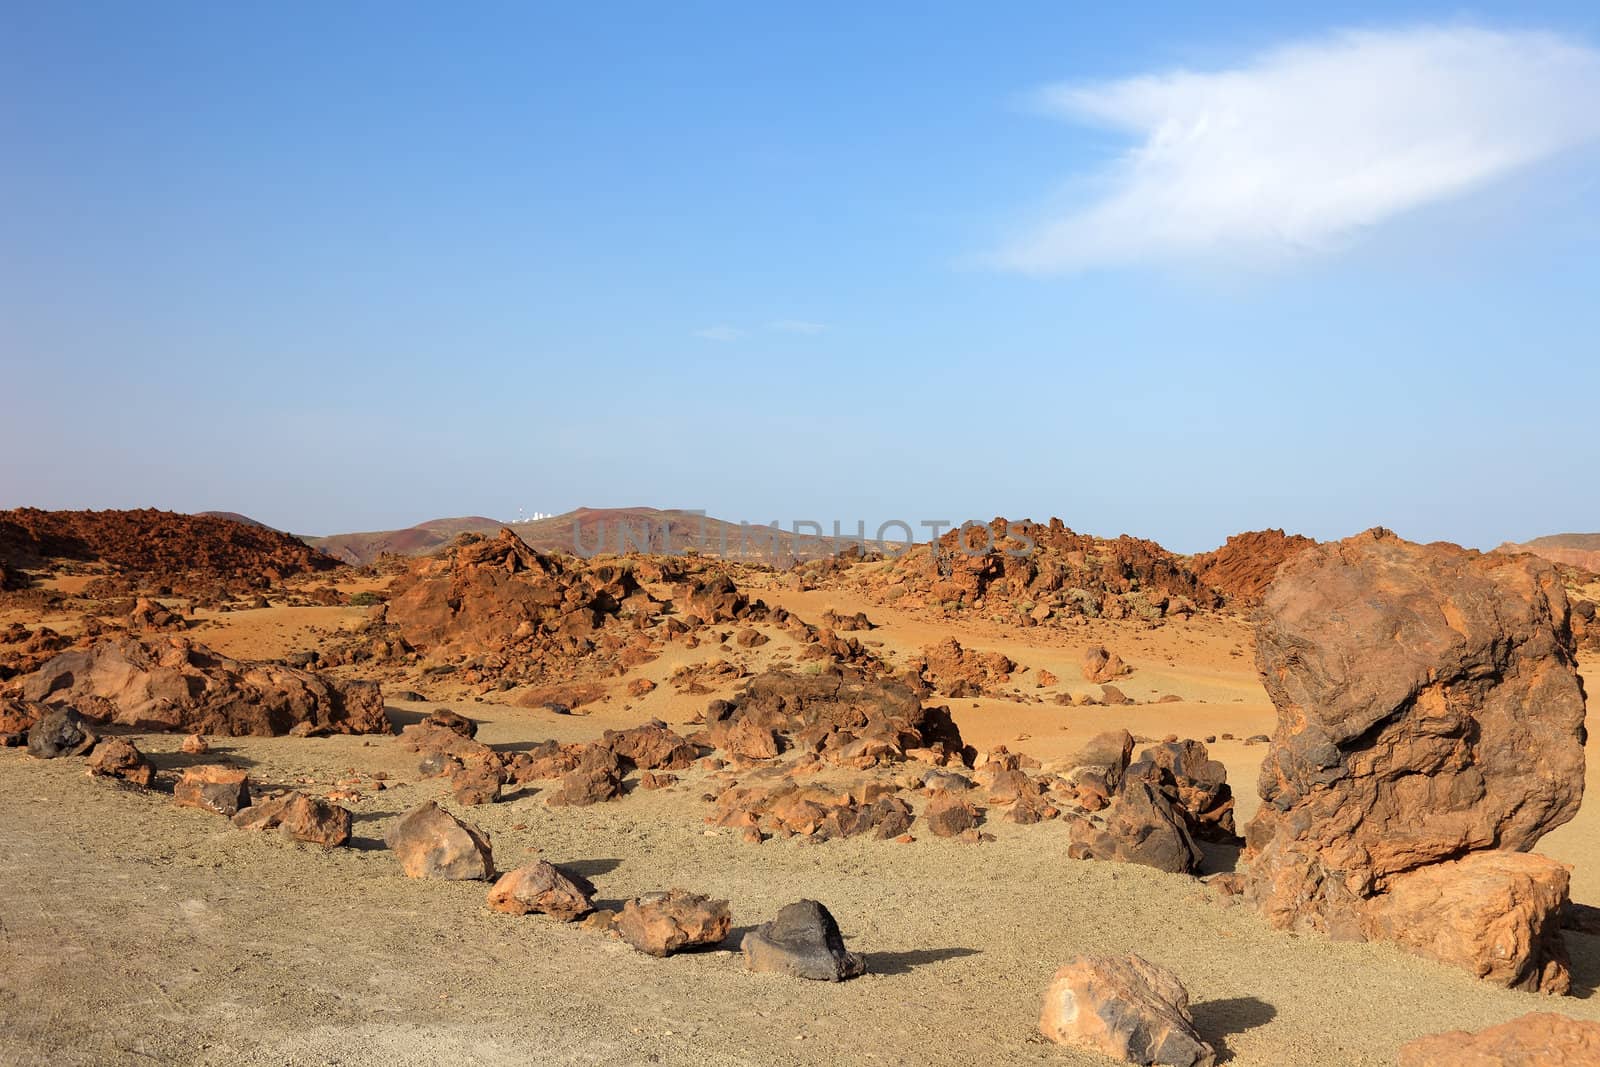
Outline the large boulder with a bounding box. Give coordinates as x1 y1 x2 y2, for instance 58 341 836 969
384 801 494 879
486 861 596 921
1399 1012 1600 1066
1128 740 1237 843
1067 779 1202 875
1244 529 1587 989
615 889 731 957
1038 954 1215 1067
741 899 866 981
19 635 389 737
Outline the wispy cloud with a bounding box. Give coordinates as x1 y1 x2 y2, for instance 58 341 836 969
769 319 828 335
993 26 1600 272
693 324 745 342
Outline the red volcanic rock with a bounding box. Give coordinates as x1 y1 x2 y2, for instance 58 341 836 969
174 765 250 816
1038 954 1215 1067
914 637 1016 697
600 721 698 771
1399 1012 1600 1066
616 889 731 957
86 737 155 788
420 708 477 739
180 733 209 754
1189 529 1316 607
232 791 352 847
0 507 341 592
0 698 46 746
1066 779 1202 875
546 745 624 807
1081 646 1131 684
19 635 389 737
1363 851 1572 994
384 801 494 880
1244 529 1587 989
449 756 505 806
486 861 595 921
924 792 980 838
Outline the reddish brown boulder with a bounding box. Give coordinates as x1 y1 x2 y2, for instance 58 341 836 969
601 721 697 770
1362 852 1572 994
915 637 1016 697
1128 740 1237 842
449 757 504 806
1399 1012 1600 1066
420 708 477 738
19 635 389 737
924 792 980 837
546 746 624 807
232 791 352 847
174 765 250 815
1081 645 1131 684
1038 954 1215 1067
180 733 209 755
384 801 494 879
86 737 155 788
616 889 731 957
486 861 595 920
723 717 781 760
1245 529 1587 985
1 697 47 746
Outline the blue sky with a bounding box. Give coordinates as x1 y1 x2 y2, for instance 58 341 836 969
4 2 1599 552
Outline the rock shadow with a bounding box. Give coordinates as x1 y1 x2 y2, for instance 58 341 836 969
1563 931 1600 998
1191 996 1277 1063
863 946 980 975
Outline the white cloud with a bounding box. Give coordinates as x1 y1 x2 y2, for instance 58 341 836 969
994 26 1600 272
770 319 828 335
693 324 745 342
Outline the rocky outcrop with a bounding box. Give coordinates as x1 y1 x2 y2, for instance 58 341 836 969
86 737 154 788
1038 954 1215 1066
616 890 731 957
1128 740 1236 843
19 635 388 737
1399 1012 1600 1066
913 638 1016 697
1189 529 1316 607
384 801 494 880
741 900 866 981
1081 646 1131 684
1244 529 1587 992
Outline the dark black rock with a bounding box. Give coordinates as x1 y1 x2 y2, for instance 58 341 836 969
27 707 97 759
741 899 866 981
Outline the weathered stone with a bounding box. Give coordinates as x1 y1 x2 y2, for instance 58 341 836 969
1399 1012 1600 1066
546 745 623 806
1038 954 1215 1067
1129 740 1237 842
616 889 731 957
1082 645 1132 684
1244 530 1588 971
486 861 595 921
174 765 250 816
741 899 865 981
601 721 697 770
86 737 155 788
1067 779 1202 875
384 801 494 879
232 791 352 847
26 706 98 759
924 792 980 837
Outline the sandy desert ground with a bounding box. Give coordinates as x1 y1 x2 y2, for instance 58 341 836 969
3 569 1599 1067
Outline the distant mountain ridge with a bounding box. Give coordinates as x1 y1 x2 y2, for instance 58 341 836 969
1494 533 1600 574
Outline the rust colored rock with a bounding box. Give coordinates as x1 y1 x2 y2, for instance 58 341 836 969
26 706 98 759
639 771 677 789
1066 779 1202 875
1399 1012 1600 1067
546 745 624 807
19 635 389 737
741 899 865 981
232 791 352 847
174 765 250 816
616 889 731 957
916 637 1016 697
626 677 657 697
1036 669 1058 687
1 698 48 745
1244 530 1588 950
180 733 209 755
1362 851 1571 994
724 717 781 760
1038 954 1215 1067
86 737 155 788
421 708 477 738
449 756 504 806
384 801 494 879
1189 529 1317 607
924 792 979 837
601 721 697 770
1081 645 1131 684
486 861 595 921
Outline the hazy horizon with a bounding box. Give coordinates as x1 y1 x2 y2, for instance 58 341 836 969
5 5 1599 556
